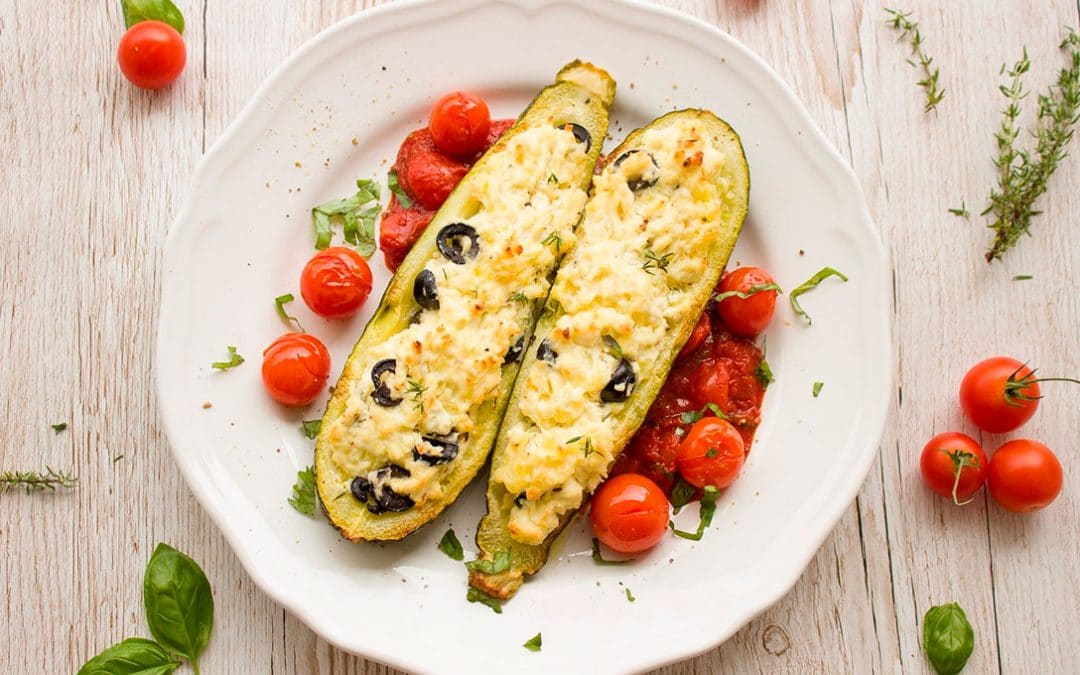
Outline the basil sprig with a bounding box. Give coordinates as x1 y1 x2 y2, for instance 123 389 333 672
670 486 719 540
312 179 381 256
120 0 185 33
922 603 975 674
79 543 214 675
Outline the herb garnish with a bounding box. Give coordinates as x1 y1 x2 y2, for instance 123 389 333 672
756 358 774 388
625 587 636 602
274 293 304 332
984 31 1080 262
1 467 78 493
121 0 185 33
679 402 728 425
300 419 322 439
548 173 559 184
922 603 975 675
885 9 944 111
1012 274 1033 281
509 290 529 303
641 248 673 275
51 422 68 434
670 485 719 540
288 466 317 516
438 528 464 561
312 178 381 256
211 345 244 370
602 335 625 361
712 282 783 303
523 633 543 652
812 381 824 397
705 448 719 458
466 550 511 575
387 169 413 208
406 379 427 413
670 479 695 513
789 267 849 323
591 537 633 565
466 587 503 614
948 202 970 219
541 231 563 252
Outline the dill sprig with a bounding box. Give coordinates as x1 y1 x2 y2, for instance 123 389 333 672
641 248 673 275
984 31 1080 262
1 467 78 493
885 9 945 112
406 379 427 413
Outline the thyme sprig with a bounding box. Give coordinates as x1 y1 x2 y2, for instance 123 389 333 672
1 467 79 493
984 31 1080 262
885 9 944 112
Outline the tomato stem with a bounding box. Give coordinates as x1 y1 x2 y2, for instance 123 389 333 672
942 449 978 506
1004 363 1080 406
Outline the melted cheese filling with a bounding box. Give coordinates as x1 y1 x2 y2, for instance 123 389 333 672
493 120 735 545
325 124 589 507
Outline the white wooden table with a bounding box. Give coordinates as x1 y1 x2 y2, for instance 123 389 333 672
3 1 1078 672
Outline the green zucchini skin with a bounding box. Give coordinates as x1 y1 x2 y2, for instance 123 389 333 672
314 62 615 543
470 110 751 599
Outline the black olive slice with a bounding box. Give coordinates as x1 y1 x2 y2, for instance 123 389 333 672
436 223 480 264
564 123 591 152
367 464 414 513
413 269 439 310
504 335 525 364
537 338 558 363
614 149 661 191
601 359 637 402
350 476 372 502
413 434 460 465
513 492 526 507
370 359 402 407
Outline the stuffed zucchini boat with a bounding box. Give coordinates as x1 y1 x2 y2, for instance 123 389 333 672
470 109 750 598
315 61 616 542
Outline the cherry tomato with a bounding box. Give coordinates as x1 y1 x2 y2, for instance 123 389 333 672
117 21 186 90
958 356 1080 433
429 92 492 158
679 312 710 357
675 417 746 489
380 205 434 272
689 358 730 412
714 267 778 338
589 473 670 554
261 333 331 407
918 432 988 505
300 247 373 319
402 151 469 210
987 439 1063 512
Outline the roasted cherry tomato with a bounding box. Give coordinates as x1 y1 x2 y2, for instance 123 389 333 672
117 21 186 90
261 333 331 406
300 247 373 319
690 358 730 412
380 206 434 272
402 151 469 210
428 91 492 158
918 432 988 505
987 439 1063 512
589 473 670 554
959 356 1079 433
675 417 746 489
714 266 779 338
679 312 711 357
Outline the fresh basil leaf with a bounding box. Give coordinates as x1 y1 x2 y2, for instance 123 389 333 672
121 0 185 34
625 587 636 602
438 528 464 561
300 419 321 439
670 479 695 512
465 550 511 574
922 603 975 675
312 210 333 250
591 537 633 565
387 170 413 208
789 267 848 324
756 358 774 387
274 293 304 332
51 422 68 433
812 381 824 397
143 543 214 667
466 587 503 613
523 632 542 651
712 282 783 303
77 637 181 675
670 486 719 540
210 345 244 370
602 335 625 361
288 466 317 516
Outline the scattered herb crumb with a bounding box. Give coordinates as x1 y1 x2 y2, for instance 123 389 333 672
466 587 503 614
438 528 464 561
625 587 636 602
948 202 970 219
1013 274 1033 281
51 422 67 434
113 455 125 463
523 633 542 652
813 381 824 397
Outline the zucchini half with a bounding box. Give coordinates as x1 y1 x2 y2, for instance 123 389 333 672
470 110 750 598
314 62 615 542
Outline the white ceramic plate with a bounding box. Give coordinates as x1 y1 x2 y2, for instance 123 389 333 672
156 1 891 672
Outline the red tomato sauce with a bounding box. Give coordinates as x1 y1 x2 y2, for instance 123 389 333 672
609 300 766 496
379 119 515 271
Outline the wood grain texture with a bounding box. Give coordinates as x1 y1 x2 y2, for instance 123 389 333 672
1 1 1078 673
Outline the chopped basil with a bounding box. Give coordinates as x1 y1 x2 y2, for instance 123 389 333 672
789 266 849 323
756 358 774 387
465 550 511 575
300 419 321 439
541 231 562 251
670 479 695 513
705 447 719 458
311 179 381 256
387 169 413 208
274 293 304 332
51 422 68 434
509 291 529 303
211 345 244 370
712 282 783 303
591 537 633 565
1013 274 1033 281
523 632 543 652
602 335 625 361
565 436 583 444
625 587 636 602
437 528 464 561
679 402 729 425
466 587 503 614
670 486 719 540
812 381 824 397
288 466 317 517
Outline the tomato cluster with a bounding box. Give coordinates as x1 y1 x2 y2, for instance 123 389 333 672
919 356 1069 513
